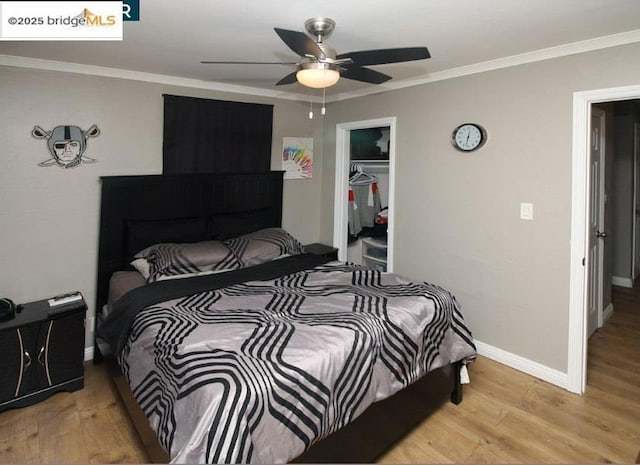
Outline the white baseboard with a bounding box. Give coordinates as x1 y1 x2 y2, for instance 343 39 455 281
474 340 569 391
84 346 94 361
612 276 633 288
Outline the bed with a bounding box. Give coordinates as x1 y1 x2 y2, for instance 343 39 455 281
93 172 476 464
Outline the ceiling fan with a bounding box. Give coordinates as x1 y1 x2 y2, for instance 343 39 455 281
201 17 431 89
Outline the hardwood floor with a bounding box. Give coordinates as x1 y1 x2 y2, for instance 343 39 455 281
0 362 148 464
0 284 638 463
380 282 640 463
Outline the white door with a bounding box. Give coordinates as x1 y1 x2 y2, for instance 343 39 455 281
634 123 640 280
587 107 605 337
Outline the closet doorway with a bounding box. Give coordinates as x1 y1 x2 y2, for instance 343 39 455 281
333 117 396 271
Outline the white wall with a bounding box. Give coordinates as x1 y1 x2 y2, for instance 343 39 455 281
0 66 324 353
320 42 640 373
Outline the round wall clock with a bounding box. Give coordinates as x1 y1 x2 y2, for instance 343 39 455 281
451 123 487 152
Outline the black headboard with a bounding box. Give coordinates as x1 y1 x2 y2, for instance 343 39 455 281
95 172 284 314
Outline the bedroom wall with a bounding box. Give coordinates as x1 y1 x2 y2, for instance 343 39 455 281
0 66 324 354
320 42 640 374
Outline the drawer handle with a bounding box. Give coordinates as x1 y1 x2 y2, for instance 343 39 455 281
23 351 32 372
38 346 46 366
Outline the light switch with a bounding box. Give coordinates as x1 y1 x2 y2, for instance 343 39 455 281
520 203 534 220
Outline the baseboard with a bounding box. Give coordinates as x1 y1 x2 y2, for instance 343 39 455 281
474 340 569 390
612 276 633 288
84 346 94 361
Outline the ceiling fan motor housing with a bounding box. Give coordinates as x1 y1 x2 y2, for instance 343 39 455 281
317 43 337 61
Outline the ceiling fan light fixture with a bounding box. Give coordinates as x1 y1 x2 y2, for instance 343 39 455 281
296 62 340 88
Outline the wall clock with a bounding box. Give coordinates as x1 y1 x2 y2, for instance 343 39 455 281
451 123 487 152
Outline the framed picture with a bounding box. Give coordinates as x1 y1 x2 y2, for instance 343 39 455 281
282 137 313 179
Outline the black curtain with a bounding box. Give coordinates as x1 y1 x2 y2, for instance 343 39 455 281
162 94 273 174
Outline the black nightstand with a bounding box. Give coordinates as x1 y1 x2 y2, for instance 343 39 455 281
0 294 87 412
304 243 339 260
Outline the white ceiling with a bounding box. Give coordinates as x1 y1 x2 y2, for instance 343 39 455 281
1 0 640 100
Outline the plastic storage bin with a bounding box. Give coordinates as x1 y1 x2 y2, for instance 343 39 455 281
362 237 387 271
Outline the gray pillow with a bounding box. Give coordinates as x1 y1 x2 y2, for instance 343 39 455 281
224 228 305 268
133 240 240 282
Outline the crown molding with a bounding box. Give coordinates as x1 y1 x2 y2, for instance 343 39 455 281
0 54 313 102
2 28 640 103
326 29 640 102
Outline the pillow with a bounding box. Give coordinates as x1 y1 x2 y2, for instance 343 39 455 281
210 208 275 240
125 217 209 261
224 227 305 268
130 258 151 280
108 271 147 304
133 240 240 282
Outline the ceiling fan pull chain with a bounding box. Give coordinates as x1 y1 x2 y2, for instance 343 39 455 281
309 99 313 119
321 87 326 115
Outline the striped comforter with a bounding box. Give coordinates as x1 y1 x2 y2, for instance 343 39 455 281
112 258 476 463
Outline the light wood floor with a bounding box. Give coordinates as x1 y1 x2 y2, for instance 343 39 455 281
0 284 638 464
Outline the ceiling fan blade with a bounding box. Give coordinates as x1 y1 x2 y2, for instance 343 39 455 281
274 27 324 59
337 47 430 66
275 71 298 86
340 65 391 85
200 61 297 65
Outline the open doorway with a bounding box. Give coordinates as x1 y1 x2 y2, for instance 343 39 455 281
333 117 396 271
568 86 640 394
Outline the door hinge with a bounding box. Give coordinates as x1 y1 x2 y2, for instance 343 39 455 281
582 257 586 266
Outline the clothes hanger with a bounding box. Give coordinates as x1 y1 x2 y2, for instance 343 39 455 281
349 169 377 185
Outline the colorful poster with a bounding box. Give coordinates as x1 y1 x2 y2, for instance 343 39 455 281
282 137 313 180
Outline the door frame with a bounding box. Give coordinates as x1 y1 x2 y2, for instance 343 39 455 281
568 84 640 394
333 117 397 271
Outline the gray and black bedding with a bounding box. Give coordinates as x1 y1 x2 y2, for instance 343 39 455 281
98 228 476 464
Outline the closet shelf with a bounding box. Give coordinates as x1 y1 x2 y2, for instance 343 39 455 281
351 160 389 165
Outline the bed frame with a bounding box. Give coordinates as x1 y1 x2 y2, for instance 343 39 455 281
94 172 463 463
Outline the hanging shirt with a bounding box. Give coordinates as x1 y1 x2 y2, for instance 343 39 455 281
351 182 381 229
348 187 363 237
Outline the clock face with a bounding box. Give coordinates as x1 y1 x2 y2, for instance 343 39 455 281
452 123 485 151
